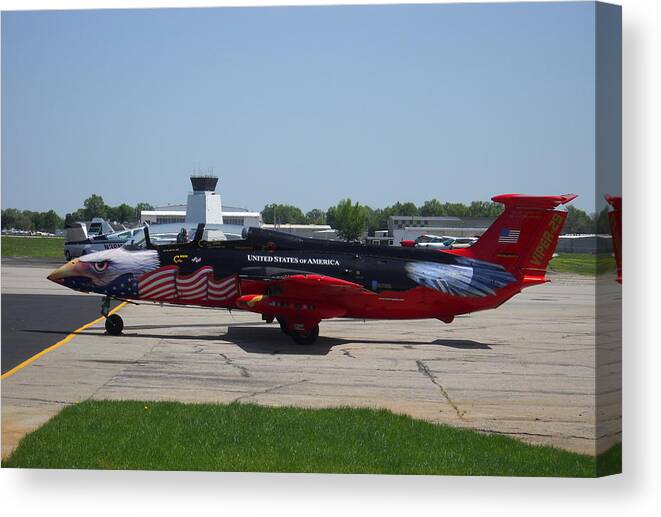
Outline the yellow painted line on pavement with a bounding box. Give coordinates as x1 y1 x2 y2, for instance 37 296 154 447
0 301 128 381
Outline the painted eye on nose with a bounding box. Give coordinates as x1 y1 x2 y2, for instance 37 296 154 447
92 261 109 273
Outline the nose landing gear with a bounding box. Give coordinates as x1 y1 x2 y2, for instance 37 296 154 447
105 314 124 335
101 296 124 336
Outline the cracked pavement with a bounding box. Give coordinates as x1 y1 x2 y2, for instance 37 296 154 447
1 265 621 457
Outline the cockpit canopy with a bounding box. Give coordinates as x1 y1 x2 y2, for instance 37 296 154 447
124 223 241 250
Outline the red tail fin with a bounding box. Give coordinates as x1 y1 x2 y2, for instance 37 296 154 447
450 194 577 285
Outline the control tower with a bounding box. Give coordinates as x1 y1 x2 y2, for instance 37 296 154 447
185 175 223 224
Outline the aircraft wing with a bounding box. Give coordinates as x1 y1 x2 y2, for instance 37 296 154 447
257 274 369 300
236 274 372 320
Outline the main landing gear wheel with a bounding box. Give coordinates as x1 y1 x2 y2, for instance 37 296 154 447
64 250 71 261
291 325 319 346
105 314 124 335
276 317 290 335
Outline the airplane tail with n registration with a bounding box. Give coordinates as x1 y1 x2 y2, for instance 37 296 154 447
448 194 577 287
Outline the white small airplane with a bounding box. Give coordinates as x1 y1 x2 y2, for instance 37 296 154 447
64 218 143 260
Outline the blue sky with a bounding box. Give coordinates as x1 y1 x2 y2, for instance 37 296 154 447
2 2 602 215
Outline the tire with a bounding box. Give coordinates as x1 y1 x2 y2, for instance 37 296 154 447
291 325 319 346
64 250 71 261
105 314 124 335
276 317 290 335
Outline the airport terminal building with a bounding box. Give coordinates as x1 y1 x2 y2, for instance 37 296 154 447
140 175 337 240
141 204 262 228
140 176 262 228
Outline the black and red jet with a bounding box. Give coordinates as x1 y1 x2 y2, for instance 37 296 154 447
47 193 576 345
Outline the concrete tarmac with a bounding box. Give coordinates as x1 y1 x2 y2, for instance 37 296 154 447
1 264 120 373
1 264 622 458
1 294 122 374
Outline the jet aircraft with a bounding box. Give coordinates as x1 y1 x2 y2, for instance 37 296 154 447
47 193 576 345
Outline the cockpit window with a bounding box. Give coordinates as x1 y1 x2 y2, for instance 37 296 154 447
123 228 146 249
88 222 103 235
122 224 245 250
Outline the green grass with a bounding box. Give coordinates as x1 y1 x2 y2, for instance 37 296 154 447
1 236 64 258
549 253 616 277
2 400 620 477
596 442 622 477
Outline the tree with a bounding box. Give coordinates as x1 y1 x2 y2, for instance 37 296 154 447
135 202 154 222
65 209 87 226
26 211 43 231
83 194 108 220
13 212 34 231
564 206 594 234
388 202 418 217
41 210 64 232
594 207 611 235
106 206 118 222
364 207 387 234
468 201 503 218
305 209 326 225
1 208 20 229
330 198 368 241
441 202 470 217
261 204 307 224
419 199 445 217
325 205 337 228
113 203 135 223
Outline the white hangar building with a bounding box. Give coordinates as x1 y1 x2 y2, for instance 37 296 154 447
389 215 496 244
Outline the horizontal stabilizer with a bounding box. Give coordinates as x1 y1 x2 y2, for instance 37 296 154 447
491 193 577 209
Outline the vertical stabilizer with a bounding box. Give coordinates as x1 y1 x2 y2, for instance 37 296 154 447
450 194 577 285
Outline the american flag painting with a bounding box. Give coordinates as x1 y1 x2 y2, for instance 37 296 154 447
498 228 520 244
139 265 178 299
137 265 239 303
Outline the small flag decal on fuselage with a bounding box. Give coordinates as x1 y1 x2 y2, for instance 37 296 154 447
498 228 520 244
